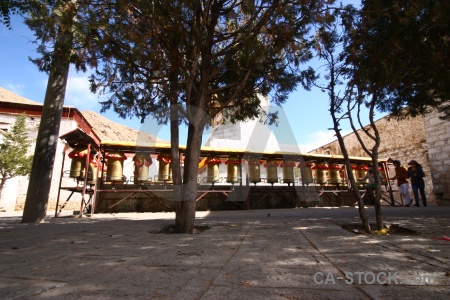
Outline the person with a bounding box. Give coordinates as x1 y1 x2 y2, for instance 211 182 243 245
390 160 412 206
358 164 383 205
407 160 427 207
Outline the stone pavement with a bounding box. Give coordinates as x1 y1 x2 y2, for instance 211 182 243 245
0 206 449 300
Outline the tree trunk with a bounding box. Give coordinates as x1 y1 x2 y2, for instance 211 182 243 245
174 117 205 233
374 198 383 230
334 131 371 233
369 102 383 231
373 156 384 230
170 104 183 231
0 176 7 201
22 32 71 223
328 88 371 233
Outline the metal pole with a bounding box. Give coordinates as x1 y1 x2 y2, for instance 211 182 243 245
55 144 68 217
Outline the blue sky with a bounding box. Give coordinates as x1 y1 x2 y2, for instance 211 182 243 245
1 1 382 153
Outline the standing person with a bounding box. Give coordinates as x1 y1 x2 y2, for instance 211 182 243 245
407 160 427 207
390 160 412 207
358 164 383 205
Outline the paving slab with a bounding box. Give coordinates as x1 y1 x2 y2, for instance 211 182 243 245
0 207 449 299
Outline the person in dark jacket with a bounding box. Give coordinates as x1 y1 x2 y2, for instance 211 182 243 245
407 160 427 207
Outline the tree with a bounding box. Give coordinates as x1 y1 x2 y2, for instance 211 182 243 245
88 0 327 233
333 0 449 230
346 0 450 120
0 113 33 199
22 1 78 223
342 86 385 230
0 0 33 29
311 6 372 233
339 5 386 231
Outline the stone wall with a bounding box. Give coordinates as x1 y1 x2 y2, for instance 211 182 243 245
423 112 450 205
309 111 450 206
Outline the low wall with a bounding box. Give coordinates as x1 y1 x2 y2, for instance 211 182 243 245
93 184 393 213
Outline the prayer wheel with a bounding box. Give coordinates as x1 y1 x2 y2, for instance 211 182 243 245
134 153 153 181
265 160 279 184
339 167 347 184
77 153 97 183
85 157 98 184
351 164 358 181
206 156 221 183
68 148 87 178
281 160 296 184
313 162 328 184
226 156 240 183
328 163 341 184
157 154 171 181
299 162 313 184
248 158 262 184
357 164 368 182
106 152 127 181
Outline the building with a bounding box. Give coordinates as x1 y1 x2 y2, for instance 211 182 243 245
0 87 160 212
308 111 450 206
1 86 448 212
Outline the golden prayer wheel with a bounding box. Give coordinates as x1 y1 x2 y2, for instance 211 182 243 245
265 160 279 184
157 154 171 181
85 158 98 184
226 156 240 183
136 163 149 181
357 164 368 182
313 162 328 184
134 153 153 181
351 164 358 181
328 163 341 184
281 160 296 184
299 162 313 184
206 156 221 183
106 152 127 181
339 168 345 181
68 148 87 178
248 158 262 184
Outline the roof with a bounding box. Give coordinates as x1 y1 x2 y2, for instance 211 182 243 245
0 87 166 146
0 87 41 105
81 111 166 145
0 87 78 119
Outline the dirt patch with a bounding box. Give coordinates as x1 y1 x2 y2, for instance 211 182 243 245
341 223 417 235
154 225 211 234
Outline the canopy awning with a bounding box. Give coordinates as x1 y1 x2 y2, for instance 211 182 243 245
60 128 101 149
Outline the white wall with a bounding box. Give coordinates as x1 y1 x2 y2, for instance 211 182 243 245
0 112 80 211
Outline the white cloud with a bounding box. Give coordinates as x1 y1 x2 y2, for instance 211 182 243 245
65 69 105 111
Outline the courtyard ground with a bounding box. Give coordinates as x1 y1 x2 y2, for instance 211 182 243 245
0 206 449 299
